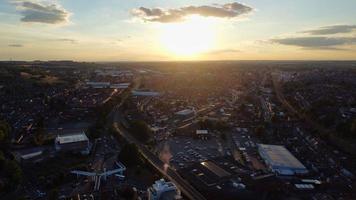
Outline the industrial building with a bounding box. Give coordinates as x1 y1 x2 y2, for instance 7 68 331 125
54 131 90 155
110 82 130 89
201 161 231 179
196 130 210 139
148 179 182 200
175 109 195 120
86 81 110 89
132 90 160 96
257 144 308 175
13 147 45 164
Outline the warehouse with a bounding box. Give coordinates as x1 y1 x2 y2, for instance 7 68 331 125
55 131 90 155
257 144 308 175
175 109 195 120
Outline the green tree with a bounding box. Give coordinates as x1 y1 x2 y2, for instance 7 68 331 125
118 143 143 167
0 120 11 143
48 188 59 200
0 151 5 169
4 160 23 188
255 125 265 138
220 133 227 141
351 119 356 137
130 120 152 143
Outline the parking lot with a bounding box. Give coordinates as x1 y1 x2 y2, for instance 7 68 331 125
159 136 225 169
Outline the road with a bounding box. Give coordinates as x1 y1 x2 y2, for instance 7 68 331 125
108 76 207 200
271 72 330 135
112 121 206 200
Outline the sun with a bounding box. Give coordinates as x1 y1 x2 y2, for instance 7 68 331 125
159 16 216 58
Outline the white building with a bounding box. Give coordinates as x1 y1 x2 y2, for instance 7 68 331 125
55 131 90 155
110 82 131 89
86 81 110 89
132 90 160 96
196 130 210 139
175 109 195 120
258 144 308 175
148 179 181 200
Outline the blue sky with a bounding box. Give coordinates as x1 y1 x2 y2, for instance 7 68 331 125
1 0 356 61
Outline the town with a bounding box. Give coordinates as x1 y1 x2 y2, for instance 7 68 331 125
0 61 355 200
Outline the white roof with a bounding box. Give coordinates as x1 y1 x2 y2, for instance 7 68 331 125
295 184 314 189
21 151 43 160
56 132 88 144
258 144 306 170
132 90 160 96
86 81 110 85
175 109 194 115
196 130 208 134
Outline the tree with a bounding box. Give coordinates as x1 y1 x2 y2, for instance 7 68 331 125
0 120 11 143
48 189 59 200
4 160 23 189
119 185 137 200
32 116 46 146
0 129 7 143
118 143 143 167
129 120 152 143
215 120 229 131
0 151 5 169
220 133 227 141
351 119 356 137
255 125 265 138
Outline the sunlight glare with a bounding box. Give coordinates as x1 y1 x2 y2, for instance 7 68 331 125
160 16 216 58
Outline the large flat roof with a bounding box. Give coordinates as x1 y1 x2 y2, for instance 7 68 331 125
56 132 88 144
201 161 231 178
258 144 306 170
175 109 194 115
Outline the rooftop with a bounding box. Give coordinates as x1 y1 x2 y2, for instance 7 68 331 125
201 161 231 178
56 131 89 144
175 109 195 115
258 144 306 170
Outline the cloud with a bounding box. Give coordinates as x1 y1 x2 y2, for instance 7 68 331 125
132 2 253 23
206 48 241 54
8 44 24 47
54 38 77 44
302 25 356 35
271 36 356 50
16 1 70 24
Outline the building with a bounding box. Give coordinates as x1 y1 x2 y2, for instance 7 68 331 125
175 109 195 120
110 82 130 89
200 161 231 179
196 130 210 139
86 81 110 89
132 90 160 96
148 179 182 200
55 131 90 155
13 147 45 164
257 144 308 175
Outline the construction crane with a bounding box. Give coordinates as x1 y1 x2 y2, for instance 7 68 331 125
71 162 126 191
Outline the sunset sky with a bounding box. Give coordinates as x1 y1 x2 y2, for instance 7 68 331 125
1 0 356 61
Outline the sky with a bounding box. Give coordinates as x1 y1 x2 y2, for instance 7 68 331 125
1 0 356 61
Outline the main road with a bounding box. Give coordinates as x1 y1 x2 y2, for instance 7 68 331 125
271 71 329 135
108 76 207 200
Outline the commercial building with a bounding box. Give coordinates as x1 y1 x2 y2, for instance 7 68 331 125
200 161 231 179
175 109 195 120
148 179 182 200
86 81 110 89
13 147 45 164
257 144 308 175
132 90 160 97
196 130 210 139
110 82 130 89
54 131 90 155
